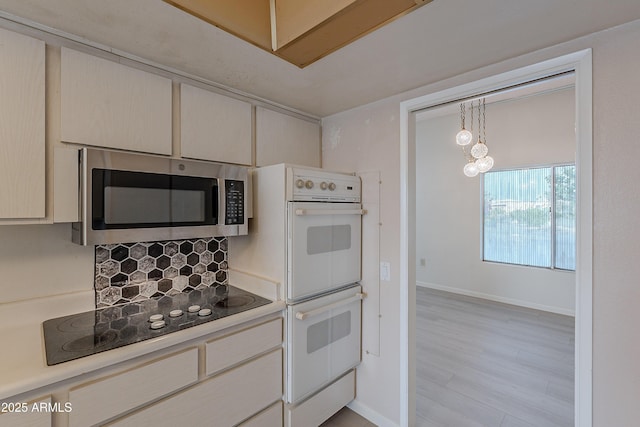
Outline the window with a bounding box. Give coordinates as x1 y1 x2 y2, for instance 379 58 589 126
483 165 575 270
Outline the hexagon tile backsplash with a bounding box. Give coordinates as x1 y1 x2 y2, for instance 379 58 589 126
94 237 228 307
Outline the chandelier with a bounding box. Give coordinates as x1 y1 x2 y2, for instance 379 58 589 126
456 99 494 177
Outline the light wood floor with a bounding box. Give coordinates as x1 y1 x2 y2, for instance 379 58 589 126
318 287 574 427
416 287 575 427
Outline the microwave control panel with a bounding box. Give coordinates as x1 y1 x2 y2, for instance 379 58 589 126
225 180 244 225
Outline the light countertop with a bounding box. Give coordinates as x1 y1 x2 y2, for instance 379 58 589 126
0 277 284 401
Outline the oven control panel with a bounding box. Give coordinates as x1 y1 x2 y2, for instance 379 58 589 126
225 180 244 224
290 168 360 202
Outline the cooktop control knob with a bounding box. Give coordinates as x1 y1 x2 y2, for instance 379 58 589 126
320 182 328 190
328 182 336 191
149 314 163 322
295 179 305 189
188 305 201 313
305 180 314 189
198 308 212 317
169 309 183 318
150 320 166 330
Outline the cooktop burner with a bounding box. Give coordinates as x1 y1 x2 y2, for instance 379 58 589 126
43 285 271 365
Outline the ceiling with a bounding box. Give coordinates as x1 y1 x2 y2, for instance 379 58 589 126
0 0 639 117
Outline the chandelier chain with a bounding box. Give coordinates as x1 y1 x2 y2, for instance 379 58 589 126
482 98 486 143
477 99 481 142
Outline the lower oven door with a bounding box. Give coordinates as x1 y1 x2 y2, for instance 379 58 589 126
286 285 362 404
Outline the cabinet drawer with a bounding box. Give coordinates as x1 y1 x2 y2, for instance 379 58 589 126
286 370 355 427
239 401 283 427
206 318 282 376
0 396 51 427
108 349 282 427
69 348 198 427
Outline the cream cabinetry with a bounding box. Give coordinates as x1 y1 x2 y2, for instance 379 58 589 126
60 47 172 155
0 28 45 220
0 396 51 427
205 317 282 376
0 313 283 427
109 349 282 427
68 348 198 427
256 106 321 167
240 401 283 427
180 83 252 165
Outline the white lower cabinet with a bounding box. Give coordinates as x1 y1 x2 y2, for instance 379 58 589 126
0 396 51 427
108 349 282 427
240 401 283 427
68 348 198 427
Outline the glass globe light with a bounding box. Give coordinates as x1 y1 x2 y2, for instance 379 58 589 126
463 162 479 177
456 129 473 146
471 141 488 159
476 156 494 173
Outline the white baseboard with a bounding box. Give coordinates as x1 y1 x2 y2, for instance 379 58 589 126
348 399 398 427
416 281 575 317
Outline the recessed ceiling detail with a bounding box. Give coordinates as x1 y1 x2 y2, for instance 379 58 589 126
164 0 432 68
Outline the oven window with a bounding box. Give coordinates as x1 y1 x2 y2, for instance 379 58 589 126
104 187 205 224
307 225 351 255
307 311 351 354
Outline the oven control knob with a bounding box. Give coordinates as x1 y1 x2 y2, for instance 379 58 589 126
328 182 336 191
305 180 314 189
320 182 328 190
295 179 305 189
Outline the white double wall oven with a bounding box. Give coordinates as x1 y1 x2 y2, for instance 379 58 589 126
230 164 364 423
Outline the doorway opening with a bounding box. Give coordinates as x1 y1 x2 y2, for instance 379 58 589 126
399 50 592 427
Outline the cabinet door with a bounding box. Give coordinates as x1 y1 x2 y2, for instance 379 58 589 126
107 349 282 427
0 28 45 219
256 107 320 167
61 47 172 155
0 396 51 427
69 348 198 427
180 83 252 165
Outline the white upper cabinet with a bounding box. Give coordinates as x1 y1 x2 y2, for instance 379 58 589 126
60 47 172 155
0 28 45 219
180 83 252 165
256 106 320 167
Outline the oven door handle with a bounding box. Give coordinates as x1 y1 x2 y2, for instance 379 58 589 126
295 292 365 321
295 209 367 216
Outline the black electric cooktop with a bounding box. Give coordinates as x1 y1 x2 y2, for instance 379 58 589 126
43 285 271 365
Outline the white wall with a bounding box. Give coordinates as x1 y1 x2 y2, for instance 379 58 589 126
415 88 576 315
323 18 640 427
0 224 94 304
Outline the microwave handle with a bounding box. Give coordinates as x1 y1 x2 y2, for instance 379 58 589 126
295 209 366 216
295 292 365 321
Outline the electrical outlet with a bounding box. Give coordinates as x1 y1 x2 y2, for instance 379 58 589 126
419 258 426 267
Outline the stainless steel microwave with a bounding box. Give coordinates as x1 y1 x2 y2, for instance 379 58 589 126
72 148 249 245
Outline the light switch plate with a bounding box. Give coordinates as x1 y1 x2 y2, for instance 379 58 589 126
380 262 390 281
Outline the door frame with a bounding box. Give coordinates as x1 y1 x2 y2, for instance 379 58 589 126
399 49 593 427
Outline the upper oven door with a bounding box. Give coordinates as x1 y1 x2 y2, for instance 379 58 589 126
288 202 363 302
